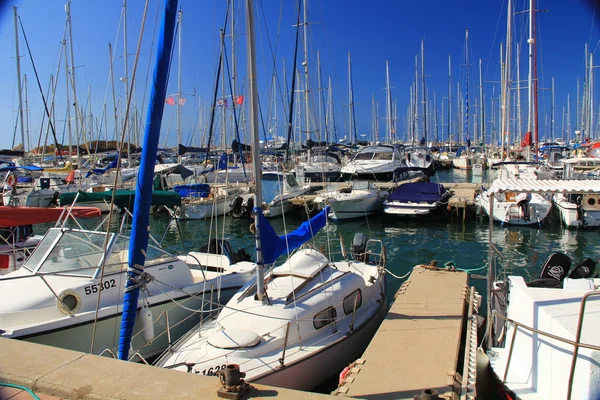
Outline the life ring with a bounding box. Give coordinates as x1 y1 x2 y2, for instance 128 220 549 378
6 174 16 187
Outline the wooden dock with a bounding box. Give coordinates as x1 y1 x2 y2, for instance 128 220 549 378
335 266 472 399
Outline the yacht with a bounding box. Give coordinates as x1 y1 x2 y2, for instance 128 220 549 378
340 145 408 182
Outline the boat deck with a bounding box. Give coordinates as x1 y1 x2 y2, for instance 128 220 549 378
336 266 470 399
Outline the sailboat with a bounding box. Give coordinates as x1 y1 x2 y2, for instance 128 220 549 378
153 0 387 391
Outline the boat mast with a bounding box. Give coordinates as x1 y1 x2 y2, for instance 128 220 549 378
348 53 353 144
13 7 26 154
386 60 392 144
66 0 83 166
465 28 470 149
64 39 73 160
246 0 266 302
501 0 512 157
448 55 452 144
302 0 310 145
479 59 485 145
177 9 182 160
317 51 323 143
551 77 555 140
421 39 427 145
414 55 419 145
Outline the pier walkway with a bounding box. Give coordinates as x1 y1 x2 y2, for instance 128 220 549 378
336 266 471 400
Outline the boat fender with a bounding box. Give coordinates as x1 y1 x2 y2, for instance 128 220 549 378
6 174 16 187
338 366 350 386
138 304 154 344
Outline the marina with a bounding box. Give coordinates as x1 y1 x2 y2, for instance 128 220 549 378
2 0 600 399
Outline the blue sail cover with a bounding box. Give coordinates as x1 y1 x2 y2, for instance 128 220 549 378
85 155 119 177
173 183 210 198
257 206 329 264
118 0 178 360
388 182 447 204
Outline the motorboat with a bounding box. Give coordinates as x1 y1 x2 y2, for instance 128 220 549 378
0 226 255 360
486 252 600 399
477 179 552 226
314 181 387 220
295 150 342 183
0 206 101 274
383 182 450 216
340 145 408 182
262 171 310 218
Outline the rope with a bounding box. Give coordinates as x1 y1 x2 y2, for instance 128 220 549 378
385 267 413 280
0 383 40 400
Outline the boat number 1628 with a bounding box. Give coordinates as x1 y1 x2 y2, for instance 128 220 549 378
84 279 117 295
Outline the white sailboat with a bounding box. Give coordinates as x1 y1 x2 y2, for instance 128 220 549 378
262 171 310 218
477 178 552 226
153 2 387 391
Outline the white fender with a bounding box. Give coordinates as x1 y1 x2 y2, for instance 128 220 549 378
138 304 154 344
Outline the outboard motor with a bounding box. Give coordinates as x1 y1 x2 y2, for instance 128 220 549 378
245 198 255 219
351 232 368 262
230 196 244 218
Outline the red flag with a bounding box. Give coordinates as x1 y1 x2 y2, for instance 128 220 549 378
66 169 75 184
234 95 244 105
521 132 532 148
165 97 175 105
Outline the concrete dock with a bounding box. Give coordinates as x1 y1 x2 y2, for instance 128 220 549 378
335 266 473 399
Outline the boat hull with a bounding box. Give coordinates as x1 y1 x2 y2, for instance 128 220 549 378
326 193 384 220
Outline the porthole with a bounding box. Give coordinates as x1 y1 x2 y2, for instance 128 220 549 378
57 290 82 315
313 307 337 330
588 198 596 206
343 289 363 315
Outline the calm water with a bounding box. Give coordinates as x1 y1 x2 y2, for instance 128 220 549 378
134 168 600 307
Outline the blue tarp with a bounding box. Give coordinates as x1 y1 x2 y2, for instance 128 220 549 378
388 182 446 204
0 163 43 172
86 156 119 177
173 183 210 198
257 206 329 264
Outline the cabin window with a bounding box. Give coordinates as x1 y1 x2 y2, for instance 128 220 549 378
313 307 337 330
588 198 596 206
343 289 363 315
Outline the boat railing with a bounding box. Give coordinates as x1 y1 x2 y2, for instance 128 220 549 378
364 239 386 267
493 289 600 400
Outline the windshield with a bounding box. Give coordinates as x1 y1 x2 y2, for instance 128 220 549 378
32 230 111 277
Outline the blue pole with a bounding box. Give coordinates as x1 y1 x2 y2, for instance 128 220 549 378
117 0 179 360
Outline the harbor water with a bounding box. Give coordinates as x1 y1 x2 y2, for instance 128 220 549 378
135 168 600 309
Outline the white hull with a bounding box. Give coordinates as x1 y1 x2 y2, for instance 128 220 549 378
478 192 552 226
384 202 439 215
177 198 230 220
553 193 600 228
322 191 384 220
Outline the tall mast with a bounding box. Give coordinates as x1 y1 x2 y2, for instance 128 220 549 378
65 39 73 159
551 77 555 140
348 52 353 143
502 0 512 154
516 42 522 142
421 39 427 145
567 93 571 141
317 50 323 142
66 0 82 166
24 74 30 152
479 58 485 145
13 7 26 153
448 55 452 143
328 75 335 142
530 0 539 154
122 0 130 161
386 60 392 144
589 53 594 140
176 9 182 158
109 43 119 147
414 55 419 144
246 0 265 302
302 0 310 145
465 28 470 149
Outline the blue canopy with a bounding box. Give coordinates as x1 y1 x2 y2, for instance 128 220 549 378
0 163 43 172
173 183 210 198
257 206 329 264
388 182 447 204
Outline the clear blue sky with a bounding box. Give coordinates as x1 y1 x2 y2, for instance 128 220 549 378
0 0 598 151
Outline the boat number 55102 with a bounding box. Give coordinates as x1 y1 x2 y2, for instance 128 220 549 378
84 279 117 295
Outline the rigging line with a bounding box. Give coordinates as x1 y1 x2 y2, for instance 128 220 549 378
285 0 302 162
204 1 231 163
17 16 62 159
90 0 150 354
484 0 507 82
